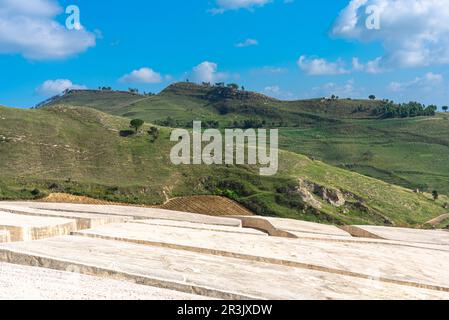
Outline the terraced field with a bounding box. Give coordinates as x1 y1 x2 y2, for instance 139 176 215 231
160 196 254 216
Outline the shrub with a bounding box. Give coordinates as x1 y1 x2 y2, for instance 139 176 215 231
148 127 160 142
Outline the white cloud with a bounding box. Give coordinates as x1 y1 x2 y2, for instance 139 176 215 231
352 57 384 74
263 85 296 100
332 0 449 68
191 61 227 83
0 0 96 60
297 55 349 75
388 72 443 92
236 38 259 48
211 0 271 13
312 79 361 98
264 85 280 94
120 68 163 84
36 79 86 96
251 66 288 75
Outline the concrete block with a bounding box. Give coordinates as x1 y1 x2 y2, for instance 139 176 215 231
0 204 131 230
5 202 242 227
132 219 266 236
0 231 10 243
72 222 449 293
0 262 206 300
1 236 449 300
353 225 449 246
0 212 76 242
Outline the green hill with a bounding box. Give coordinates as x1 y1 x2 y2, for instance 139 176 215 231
44 83 385 127
0 104 447 227
42 82 449 195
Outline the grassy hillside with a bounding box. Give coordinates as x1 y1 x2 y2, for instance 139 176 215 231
43 83 449 195
45 83 385 128
280 114 449 194
0 105 447 227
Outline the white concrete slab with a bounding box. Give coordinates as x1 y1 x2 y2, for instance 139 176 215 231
0 212 76 242
132 219 266 236
1 236 448 300
4 202 242 227
0 231 10 243
0 262 206 300
0 204 131 230
355 225 449 246
262 217 352 237
73 222 449 293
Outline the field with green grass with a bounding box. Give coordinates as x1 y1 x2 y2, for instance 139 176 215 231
279 114 449 194
1 101 448 227
44 82 449 196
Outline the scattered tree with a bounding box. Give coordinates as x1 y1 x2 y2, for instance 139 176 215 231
147 126 160 142
443 106 449 112
432 190 439 201
130 119 144 133
369 95 376 100
227 83 239 91
373 101 437 119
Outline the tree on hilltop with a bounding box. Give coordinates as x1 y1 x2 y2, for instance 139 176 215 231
227 83 239 91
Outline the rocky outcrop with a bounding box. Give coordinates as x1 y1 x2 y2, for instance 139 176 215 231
317 188 346 207
296 181 323 209
298 179 346 208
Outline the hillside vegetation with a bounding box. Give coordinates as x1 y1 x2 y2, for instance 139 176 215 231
42 83 449 195
0 105 448 227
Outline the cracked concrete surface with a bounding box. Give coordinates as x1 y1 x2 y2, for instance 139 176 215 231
0 201 448 300
0 262 206 300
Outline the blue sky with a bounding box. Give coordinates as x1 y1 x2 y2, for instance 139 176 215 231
1 0 449 108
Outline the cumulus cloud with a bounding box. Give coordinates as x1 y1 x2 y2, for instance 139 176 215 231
211 0 271 13
236 38 259 48
36 79 86 96
352 57 384 74
312 79 361 98
297 55 349 75
120 68 163 84
191 61 227 83
0 0 96 60
264 85 281 95
332 0 449 68
388 72 443 92
263 85 296 100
